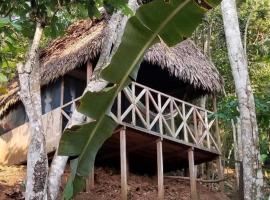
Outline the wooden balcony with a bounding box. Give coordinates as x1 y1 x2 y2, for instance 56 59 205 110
58 82 221 169
109 82 221 155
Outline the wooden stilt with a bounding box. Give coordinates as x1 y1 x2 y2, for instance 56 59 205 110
60 77 64 106
126 152 130 179
86 166 95 192
188 148 198 200
120 127 128 200
157 139 164 200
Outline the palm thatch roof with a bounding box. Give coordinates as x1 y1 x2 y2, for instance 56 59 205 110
0 18 222 117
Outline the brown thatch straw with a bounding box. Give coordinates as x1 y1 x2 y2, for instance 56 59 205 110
0 18 223 117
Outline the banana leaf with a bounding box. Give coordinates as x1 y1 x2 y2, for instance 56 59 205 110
58 0 221 198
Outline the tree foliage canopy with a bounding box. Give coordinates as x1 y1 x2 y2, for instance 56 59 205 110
194 0 270 165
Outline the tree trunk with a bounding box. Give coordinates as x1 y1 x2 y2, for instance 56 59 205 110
17 22 48 200
47 1 138 199
231 119 240 189
236 117 242 161
221 0 264 199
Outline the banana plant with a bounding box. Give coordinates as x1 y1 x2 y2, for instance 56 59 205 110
58 0 221 198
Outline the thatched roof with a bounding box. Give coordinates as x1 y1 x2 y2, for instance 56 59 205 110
0 18 222 117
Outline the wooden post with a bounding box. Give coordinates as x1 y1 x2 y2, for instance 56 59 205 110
182 103 188 142
193 109 198 141
126 152 130 179
157 139 164 200
60 77 64 106
120 127 128 200
213 95 224 191
87 60 93 84
170 99 175 134
60 77 65 131
86 166 95 192
188 148 198 200
158 94 163 135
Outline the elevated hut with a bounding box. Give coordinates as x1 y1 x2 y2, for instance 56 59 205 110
0 18 223 199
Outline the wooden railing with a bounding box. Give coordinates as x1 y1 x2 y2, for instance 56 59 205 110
60 82 220 154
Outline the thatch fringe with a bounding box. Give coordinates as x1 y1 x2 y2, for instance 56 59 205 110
144 41 222 92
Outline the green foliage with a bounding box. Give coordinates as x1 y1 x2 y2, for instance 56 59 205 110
217 94 270 164
58 0 221 198
0 73 8 83
0 16 25 89
216 96 239 122
194 0 270 165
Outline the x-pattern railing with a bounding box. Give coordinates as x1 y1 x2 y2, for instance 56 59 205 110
59 82 220 154
110 82 220 153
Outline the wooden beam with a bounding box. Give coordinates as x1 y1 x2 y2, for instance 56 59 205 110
188 148 198 200
120 127 128 200
164 175 225 183
157 139 164 200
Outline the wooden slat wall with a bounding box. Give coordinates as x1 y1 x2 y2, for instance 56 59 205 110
0 108 62 165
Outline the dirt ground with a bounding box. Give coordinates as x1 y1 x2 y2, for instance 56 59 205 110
75 167 229 200
0 165 26 200
0 165 229 200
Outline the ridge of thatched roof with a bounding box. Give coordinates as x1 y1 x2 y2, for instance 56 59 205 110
0 18 223 117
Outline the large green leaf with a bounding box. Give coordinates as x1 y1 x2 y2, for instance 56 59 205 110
0 73 8 83
77 86 117 119
0 17 10 28
60 116 116 199
59 116 117 171
58 0 220 198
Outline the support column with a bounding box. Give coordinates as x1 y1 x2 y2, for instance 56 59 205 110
157 139 164 200
120 127 128 200
126 152 130 179
188 148 198 200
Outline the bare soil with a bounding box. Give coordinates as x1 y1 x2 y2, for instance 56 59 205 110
0 165 26 200
0 165 229 200
75 167 229 200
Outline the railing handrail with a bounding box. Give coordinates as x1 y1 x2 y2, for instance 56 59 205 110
132 82 214 114
59 82 214 115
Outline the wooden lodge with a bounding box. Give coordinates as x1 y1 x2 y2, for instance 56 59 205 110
0 18 224 199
